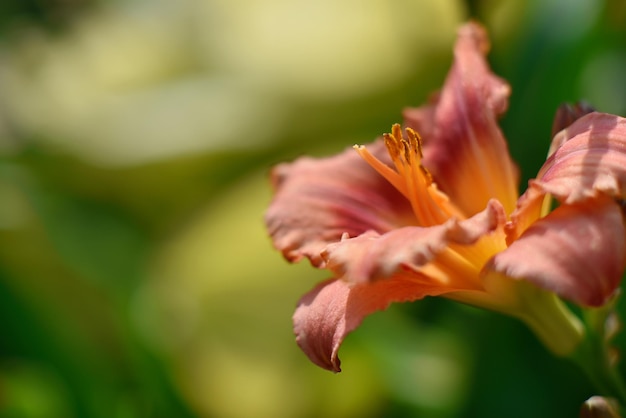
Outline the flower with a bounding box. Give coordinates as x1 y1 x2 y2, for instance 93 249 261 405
264 22 626 372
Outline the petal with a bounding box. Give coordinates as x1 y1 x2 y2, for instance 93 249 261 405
403 22 519 215
265 141 414 266
487 197 625 306
323 199 507 285
503 181 547 244
535 112 626 204
508 112 626 243
293 276 453 372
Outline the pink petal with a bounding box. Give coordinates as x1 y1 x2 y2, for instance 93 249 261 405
294 276 454 372
487 197 625 306
507 112 626 243
323 199 506 285
535 112 626 204
265 141 415 267
503 181 547 244
404 22 519 215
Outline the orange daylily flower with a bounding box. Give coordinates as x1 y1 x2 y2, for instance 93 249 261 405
265 22 626 372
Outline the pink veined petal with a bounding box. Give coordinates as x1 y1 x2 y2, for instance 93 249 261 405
403 22 519 216
535 112 626 204
322 199 506 285
265 141 415 267
486 197 625 307
293 276 456 373
507 113 626 243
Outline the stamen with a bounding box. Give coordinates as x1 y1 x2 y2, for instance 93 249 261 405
353 145 408 196
357 124 465 227
405 127 424 159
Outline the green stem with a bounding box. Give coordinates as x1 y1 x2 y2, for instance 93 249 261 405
515 291 584 357
451 281 626 406
450 281 586 356
572 308 626 406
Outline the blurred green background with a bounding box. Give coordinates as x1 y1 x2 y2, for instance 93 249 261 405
0 0 625 417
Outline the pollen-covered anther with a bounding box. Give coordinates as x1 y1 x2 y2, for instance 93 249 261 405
384 124 416 157
382 133 401 162
405 127 424 158
383 124 433 186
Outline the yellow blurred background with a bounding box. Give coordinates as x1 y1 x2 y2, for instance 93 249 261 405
0 0 625 417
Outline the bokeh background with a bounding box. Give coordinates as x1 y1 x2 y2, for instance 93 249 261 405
0 0 625 417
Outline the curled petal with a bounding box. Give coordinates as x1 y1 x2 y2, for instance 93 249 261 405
487 197 625 306
265 141 414 266
323 199 507 285
536 112 626 204
294 277 454 372
404 22 519 215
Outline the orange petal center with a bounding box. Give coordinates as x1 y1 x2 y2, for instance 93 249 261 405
355 124 509 292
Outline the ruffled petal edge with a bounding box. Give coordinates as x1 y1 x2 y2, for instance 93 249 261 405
323 199 507 285
293 276 455 372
